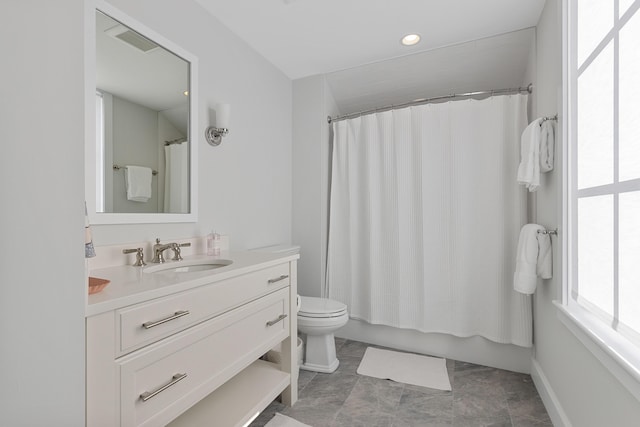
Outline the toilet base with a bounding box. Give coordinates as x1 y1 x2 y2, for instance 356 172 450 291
300 332 340 373
300 359 339 373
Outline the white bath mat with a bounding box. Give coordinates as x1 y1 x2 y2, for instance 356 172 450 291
264 413 312 427
357 347 452 391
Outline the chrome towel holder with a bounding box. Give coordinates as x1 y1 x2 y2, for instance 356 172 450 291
537 228 558 236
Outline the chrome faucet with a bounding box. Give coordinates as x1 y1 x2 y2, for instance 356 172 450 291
151 238 174 263
151 238 192 263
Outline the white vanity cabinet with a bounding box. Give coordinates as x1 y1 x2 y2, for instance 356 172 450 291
86 254 298 427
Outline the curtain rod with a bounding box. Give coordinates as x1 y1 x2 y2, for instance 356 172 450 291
327 83 533 124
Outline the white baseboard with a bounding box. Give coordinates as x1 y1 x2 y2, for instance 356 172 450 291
531 358 572 427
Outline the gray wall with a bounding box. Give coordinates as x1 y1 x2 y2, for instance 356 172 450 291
111 94 160 213
0 1 86 425
292 76 339 297
532 0 640 425
91 0 293 249
0 0 293 423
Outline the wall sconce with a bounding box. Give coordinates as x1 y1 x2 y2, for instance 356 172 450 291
205 103 230 146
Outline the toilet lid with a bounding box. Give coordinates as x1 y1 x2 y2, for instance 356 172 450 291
298 296 347 318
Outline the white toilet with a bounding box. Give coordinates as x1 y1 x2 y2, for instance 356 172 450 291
297 295 348 373
251 244 349 373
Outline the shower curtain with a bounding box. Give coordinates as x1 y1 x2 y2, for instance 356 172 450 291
164 143 189 213
326 94 533 347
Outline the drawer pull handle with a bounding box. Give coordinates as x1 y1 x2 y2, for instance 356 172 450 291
142 310 190 329
267 275 289 284
266 314 287 327
140 373 187 402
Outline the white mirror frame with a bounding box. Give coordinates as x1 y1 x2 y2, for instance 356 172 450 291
85 0 198 224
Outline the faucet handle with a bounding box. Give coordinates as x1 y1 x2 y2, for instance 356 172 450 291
170 242 191 261
123 248 146 267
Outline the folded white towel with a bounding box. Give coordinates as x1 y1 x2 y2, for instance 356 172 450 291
125 165 152 202
517 118 542 192
514 224 545 294
536 232 553 279
540 120 555 172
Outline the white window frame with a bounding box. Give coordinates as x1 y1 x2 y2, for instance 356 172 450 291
560 0 640 402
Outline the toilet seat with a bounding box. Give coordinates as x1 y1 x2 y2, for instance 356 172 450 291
298 296 347 318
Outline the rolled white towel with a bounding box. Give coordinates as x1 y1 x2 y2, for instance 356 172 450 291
517 119 542 192
514 224 545 294
536 232 553 279
540 120 555 172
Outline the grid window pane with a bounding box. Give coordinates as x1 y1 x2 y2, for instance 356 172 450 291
577 195 614 318
619 191 640 333
620 0 636 18
578 0 613 66
619 8 640 182
577 42 614 189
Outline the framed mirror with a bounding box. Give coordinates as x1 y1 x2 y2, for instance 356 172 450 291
86 1 198 224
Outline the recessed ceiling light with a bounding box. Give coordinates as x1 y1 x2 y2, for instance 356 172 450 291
183 90 189 96
401 34 421 46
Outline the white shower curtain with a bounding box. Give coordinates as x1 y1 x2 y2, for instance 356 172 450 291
326 94 533 347
164 143 189 213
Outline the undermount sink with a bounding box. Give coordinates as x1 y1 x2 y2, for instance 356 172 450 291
144 258 233 274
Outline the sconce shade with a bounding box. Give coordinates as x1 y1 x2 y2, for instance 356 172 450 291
216 103 230 129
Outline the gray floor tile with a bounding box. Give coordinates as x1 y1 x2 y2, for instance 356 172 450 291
280 397 342 427
334 355 362 376
334 337 347 350
451 415 513 426
298 369 317 392
453 389 510 420
510 415 554 427
394 387 453 425
336 339 369 358
343 376 404 413
250 340 550 427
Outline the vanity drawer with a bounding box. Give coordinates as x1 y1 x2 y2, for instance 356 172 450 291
120 287 290 427
117 263 290 355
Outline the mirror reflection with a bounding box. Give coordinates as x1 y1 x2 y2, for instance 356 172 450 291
95 10 190 214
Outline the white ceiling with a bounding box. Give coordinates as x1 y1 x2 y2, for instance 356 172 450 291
194 0 546 80
96 11 188 113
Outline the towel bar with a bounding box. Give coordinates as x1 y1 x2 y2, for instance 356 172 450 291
539 114 558 126
113 164 158 176
537 228 557 236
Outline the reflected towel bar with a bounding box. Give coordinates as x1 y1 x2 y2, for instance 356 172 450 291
113 164 158 176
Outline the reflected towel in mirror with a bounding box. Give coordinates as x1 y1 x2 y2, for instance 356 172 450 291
125 165 152 202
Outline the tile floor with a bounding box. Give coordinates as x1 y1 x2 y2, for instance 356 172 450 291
251 338 552 427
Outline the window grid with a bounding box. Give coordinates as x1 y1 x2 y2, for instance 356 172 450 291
571 0 640 341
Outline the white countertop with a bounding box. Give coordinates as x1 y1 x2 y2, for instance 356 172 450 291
86 251 298 317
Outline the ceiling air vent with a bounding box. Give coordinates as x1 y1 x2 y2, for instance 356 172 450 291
105 24 159 53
